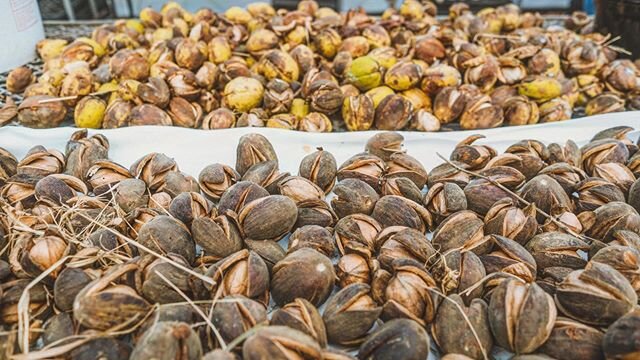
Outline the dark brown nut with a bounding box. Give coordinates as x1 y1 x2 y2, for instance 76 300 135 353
432 249 486 303
42 312 74 346
337 152 386 191
504 140 549 180
271 248 335 307
103 99 133 128
547 140 581 167
526 232 589 272
288 225 335 257
128 104 173 126
433 210 490 255
6 66 34 93
211 295 268 345
294 199 338 229
331 179 379 218
271 298 328 347
374 94 413 130
168 191 208 226
136 215 195 263
70 338 132 360
520 174 573 222
202 108 236 129
131 321 202 360
34 174 84 205
575 177 626 212
336 250 376 288
114 178 148 213
0 147 17 185
198 163 239 201
377 228 436 271
381 177 423 204
244 239 285 272
385 152 428 189
603 309 640 360
590 245 640 295
1 173 41 208
242 160 289 194
236 133 278 176
539 163 587 194
242 326 322 360
591 162 636 194
365 132 404 161
424 182 467 220
460 95 504 130
278 176 325 204
428 161 471 188
555 262 637 326
53 267 92 312
192 214 242 262
1 279 49 325
308 80 343 115
203 350 239 360
536 266 574 296
434 87 467 124
167 97 203 128
217 181 269 215
17 95 68 128
581 139 629 175
263 78 294 114
451 135 497 170
206 250 270 302
358 318 431 360
130 152 178 191
298 148 337 194
73 263 150 330
137 77 170 108
371 195 433 232
481 235 537 283
464 166 524 216
86 160 131 196
160 170 199 198
238 195 298 241
488 279 556 354
110 49 149 81
484 198 537 245
432 295 493 360
382 259 438 326
537 317 605 360
580 201 640 241
323 283 381 346
137 254 194 304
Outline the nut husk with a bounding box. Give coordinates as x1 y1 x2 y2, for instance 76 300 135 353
211 294 268 345
323 283 381 345
271 298 328 347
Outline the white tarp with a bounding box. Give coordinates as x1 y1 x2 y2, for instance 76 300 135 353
1 112 640 176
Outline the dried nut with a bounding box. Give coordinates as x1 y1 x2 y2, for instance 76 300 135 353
343 94 375 131
536 317 605 360
372 195 433 232
374 94 413 130
592 162 635 194
504 96 539 126
334 213 381 255
520 174 573 222
432 249 486 302
421 64 461 96
7 66 34 93
555 262 637 326
434 87 467 124
34 174 82 205
299 148 337 194
538 163 586 194
271 298 328 347
199 163 239 201
175 38 208 71
581 201 640 241
136 215 195 263
525 232 589 271
115 178 148 213
263 78 294 114
168 191 208 225
464 166 524 215
365 132 404 161
381 177 423 203
103 99 133 128
603 309 640 360
288 225 335 257
590 245 640 295
294 198 338 229
538 98 572 123
346 56 382 91
53 267 92 312
42 312 74 346
377 227 436 270
382 259 438 325
271 248 335 307
489 279 556 354
73 263 150 330
218 181 269 215
481 235 537 282
336 250 375 288
575 177 626 212
331 179 379 218
211 295 267 344
278 176 325 204
433 210 490 255
432 295 493 360
309 80 343 115
238 195 297 241
131 321 202 360
70 338 132 360
137 77 171 108
585 92 625 116
299 112 333 132
109 49 149 81
259 50 300 82
337 152 385 191
242 326 322 360
17 95 68 128
167 97 203 128
128 104 173 126
484 198 537 244
384 61 422 91
235 133 278 176
206 250 270 302
160 170 198 198
241 161 287 194
203 350 239 360
460 95 504 130
581 139 629 175
385 152 428 189
358 318 430 360
323 283 381 345
130 152 178 191
138 254 194 304
451 135 497 170
223 77 264 112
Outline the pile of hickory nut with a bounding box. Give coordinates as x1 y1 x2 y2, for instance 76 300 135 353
4 0 640 131
1 127 640 359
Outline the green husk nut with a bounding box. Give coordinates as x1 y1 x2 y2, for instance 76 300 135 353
346 56 382 91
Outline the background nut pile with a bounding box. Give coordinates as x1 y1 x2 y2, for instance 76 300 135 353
3 0 640 131
0 126 640 358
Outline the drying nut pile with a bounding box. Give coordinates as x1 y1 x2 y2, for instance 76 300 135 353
4 1 640 131
0 126 640 359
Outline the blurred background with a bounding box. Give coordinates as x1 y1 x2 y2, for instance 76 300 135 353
38 0 594 20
